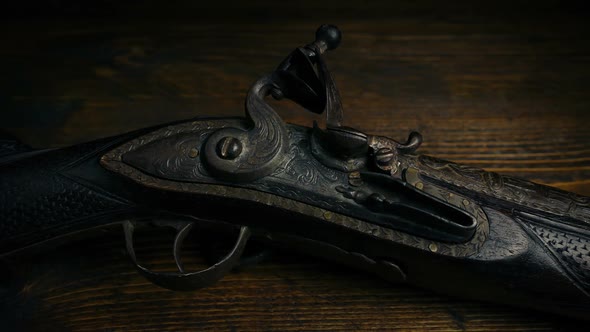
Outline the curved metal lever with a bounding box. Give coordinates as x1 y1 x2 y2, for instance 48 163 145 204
203 74 289 182
203 25 343 183
123 220 251 291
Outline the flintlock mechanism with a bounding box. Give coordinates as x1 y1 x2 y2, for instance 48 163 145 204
1 25 589 319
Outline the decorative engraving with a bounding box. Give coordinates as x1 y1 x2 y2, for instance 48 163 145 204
396 154 590 224
118 123 348 209
522 221 590 293
272 129 340 186
101 121 489 257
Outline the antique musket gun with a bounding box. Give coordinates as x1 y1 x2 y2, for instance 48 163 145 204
1 25 590 319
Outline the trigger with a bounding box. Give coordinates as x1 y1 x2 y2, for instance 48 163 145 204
173 223 193 273
122 220 252 291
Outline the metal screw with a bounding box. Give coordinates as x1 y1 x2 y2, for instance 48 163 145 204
188 148 199 158
375 148 395 166
216 137 242 160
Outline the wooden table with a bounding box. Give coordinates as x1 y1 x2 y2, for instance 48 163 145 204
1 1 589 330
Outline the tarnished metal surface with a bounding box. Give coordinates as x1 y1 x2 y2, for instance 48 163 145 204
100 120 489 257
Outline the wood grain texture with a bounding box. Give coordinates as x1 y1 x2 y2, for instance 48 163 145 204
1 1 589 330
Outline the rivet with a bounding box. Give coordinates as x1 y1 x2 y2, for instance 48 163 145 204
429 243 438 252
463 199 470 206
188 148 199 158
415 182 424 190
323 211 333 220
348 171 363 186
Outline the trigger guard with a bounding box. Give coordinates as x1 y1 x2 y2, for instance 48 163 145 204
123 221 251 291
